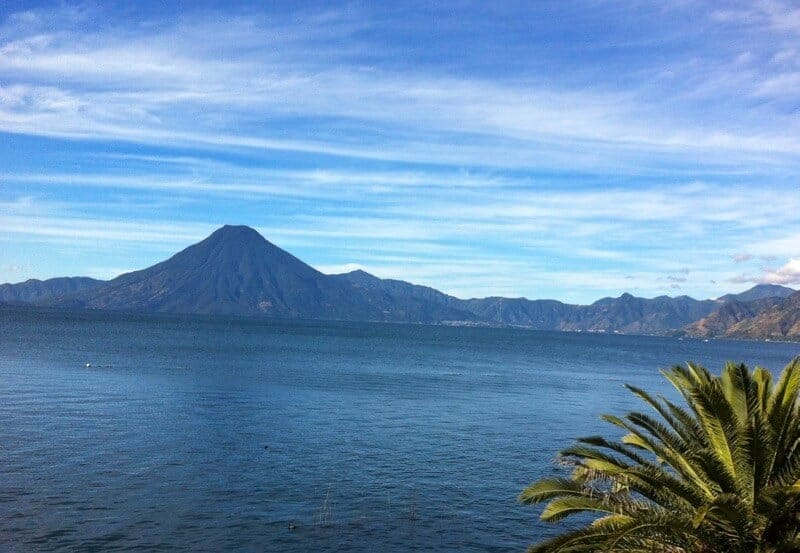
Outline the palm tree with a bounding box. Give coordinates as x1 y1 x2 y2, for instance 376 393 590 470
519 357 800 553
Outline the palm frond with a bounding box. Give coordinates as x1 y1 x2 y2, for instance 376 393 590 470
520 357 800 553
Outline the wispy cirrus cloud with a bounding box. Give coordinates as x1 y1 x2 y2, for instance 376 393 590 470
1 2 799 301
0 213 212 246
1 3 799 171
712 0 800 37
3 175 796 300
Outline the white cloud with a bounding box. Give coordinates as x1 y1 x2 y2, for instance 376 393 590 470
0 214 212 245
1 4 800 302
761 258 800 285
0 4 799 171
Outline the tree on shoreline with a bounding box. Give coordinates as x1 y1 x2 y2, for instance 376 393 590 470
520 358 800 552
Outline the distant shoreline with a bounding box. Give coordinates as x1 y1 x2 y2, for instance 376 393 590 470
3 302 798 344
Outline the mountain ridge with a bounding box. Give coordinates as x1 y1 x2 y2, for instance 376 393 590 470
2 225 796 338
683 291 800 341
716 284 796 303
56 225 475 323
0 276 103 305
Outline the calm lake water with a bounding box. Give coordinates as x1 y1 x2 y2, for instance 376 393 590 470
1 307 798 552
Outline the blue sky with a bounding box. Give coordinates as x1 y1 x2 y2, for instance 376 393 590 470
1 1 799 302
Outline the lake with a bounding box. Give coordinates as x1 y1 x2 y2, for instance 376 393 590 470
1 307 798 552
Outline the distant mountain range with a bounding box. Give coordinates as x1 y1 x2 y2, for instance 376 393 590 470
2 225 798 340
0 276 103 304
682 291 800 341
716 283 796 303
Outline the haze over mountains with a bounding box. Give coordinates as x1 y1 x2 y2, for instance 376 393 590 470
0 276 102 305
3 225 798 340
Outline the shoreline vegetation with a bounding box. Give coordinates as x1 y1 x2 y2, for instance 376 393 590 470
520 358 800 552
1 226 798 342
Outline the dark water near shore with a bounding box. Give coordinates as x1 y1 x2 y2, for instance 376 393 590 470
1 307 798 552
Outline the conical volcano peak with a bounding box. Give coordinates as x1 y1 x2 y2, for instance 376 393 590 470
198 225 281 255
207 225 266 243
189 225 312 273
34 224 786 337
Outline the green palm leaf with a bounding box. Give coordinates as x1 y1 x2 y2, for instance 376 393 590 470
520 357 800 552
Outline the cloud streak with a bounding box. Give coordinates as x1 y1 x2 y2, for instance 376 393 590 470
1 2 799 301
1 4 799 171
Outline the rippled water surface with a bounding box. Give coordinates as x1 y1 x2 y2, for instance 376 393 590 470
1 307 798 551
